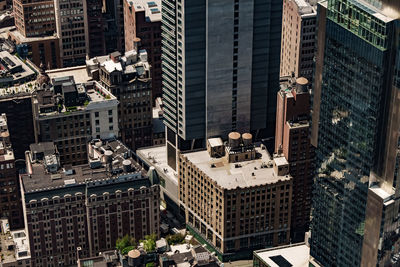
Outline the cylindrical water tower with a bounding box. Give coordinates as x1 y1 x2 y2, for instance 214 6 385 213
242 133 253 147
228 132 241 148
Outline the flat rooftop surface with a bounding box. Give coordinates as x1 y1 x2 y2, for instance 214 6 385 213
254 243 318 267
9 28 59 42
130 0 161 22
47 65 91 84
370 186 391 199
136 145 178 184
23 140 148 199
183 147 291 190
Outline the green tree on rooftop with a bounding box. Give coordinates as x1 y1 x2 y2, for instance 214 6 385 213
116 235 136 255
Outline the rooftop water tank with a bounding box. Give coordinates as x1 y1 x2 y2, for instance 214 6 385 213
242 133 252 146
228 132 241 148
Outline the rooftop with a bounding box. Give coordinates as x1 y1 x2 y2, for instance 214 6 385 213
0 51 35 86
162 244 220 266
77 250 120 267
254 243 321 267
22 139 148 200
0 113 14 161
86 49 150 78
294 0 317 16
35 76 118 118
136 144 178 184
128 0 161 22
182 146 291 190
356 0 400 22
370 185 394 203
0 228 30 264
152 97 164 134
8 27 59 43
208 138 223 148
46 65 91 84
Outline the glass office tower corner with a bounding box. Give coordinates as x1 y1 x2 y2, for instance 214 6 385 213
311 0 400 266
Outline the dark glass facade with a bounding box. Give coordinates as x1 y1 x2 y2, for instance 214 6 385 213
161 0 282 146
311 0 400 266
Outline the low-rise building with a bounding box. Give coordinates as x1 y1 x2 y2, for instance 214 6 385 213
0 51 35 87
0 227 31 267
160 244 220 267
32 74 119 165
77 250 120 267
136 145 181 221
253 242 321 267
179 133 293 261
20 139 160 267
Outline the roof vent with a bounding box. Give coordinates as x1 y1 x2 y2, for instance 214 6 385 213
51 174 62 180
64 179 76 186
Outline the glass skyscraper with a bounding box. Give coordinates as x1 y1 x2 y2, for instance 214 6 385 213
161 0 282 169
311 0 400 266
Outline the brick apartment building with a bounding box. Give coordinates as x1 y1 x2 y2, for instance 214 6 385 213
124 0 162 100
20 139 160 266
179 133 293 261
11 0 61 69
280 0 316 84
275 76 315 242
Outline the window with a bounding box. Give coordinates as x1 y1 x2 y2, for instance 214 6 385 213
95 112 99 117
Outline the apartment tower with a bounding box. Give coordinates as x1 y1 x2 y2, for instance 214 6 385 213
54 0 89 67
124 0 162 101
310 0 400 266
275 76 314 242
162 0 283 169
11 0 61 69
0 114 23 229
86 50 153 150
280 0 316 83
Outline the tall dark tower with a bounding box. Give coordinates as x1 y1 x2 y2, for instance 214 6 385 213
161 0 283 169
310 0 400 266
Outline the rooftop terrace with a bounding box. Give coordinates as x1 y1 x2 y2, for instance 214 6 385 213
0 229 30 264
35 76 117 118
